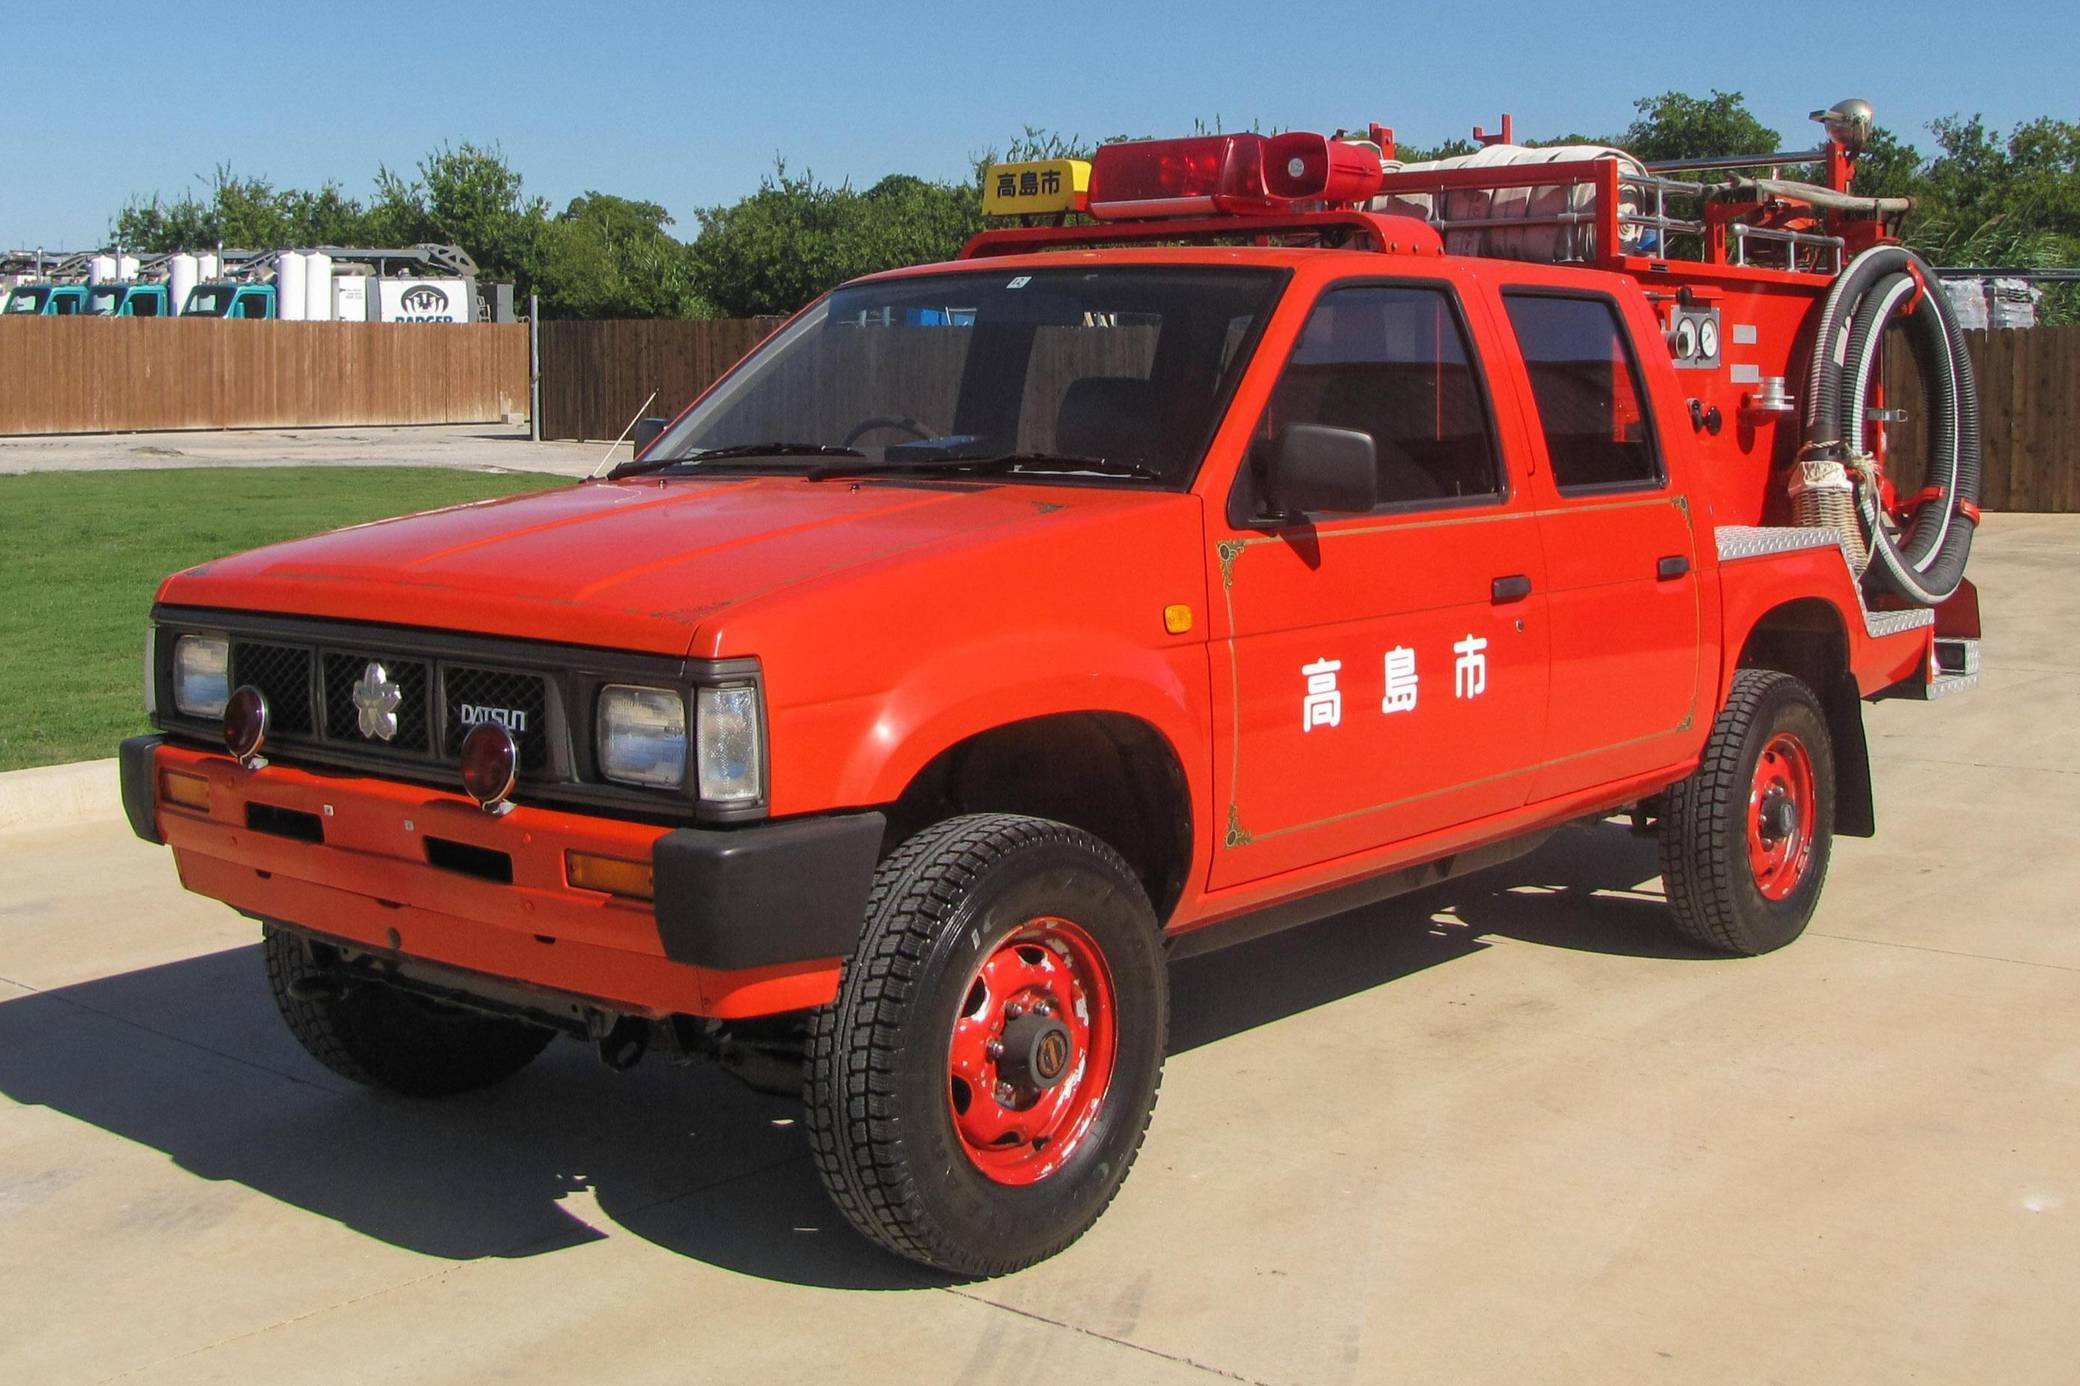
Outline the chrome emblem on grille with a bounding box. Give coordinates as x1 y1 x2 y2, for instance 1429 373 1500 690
351 661 403 741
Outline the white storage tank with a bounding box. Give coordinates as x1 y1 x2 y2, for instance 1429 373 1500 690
275 251 308 321
197 252 220 282
168 254 199 316
304 251 333 321
90 254 118 283
118 254 140 280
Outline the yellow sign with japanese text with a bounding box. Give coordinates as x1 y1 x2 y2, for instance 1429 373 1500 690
982 159 1092 216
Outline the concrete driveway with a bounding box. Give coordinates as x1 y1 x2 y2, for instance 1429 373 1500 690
0 423 607 477
2 517 2075 1385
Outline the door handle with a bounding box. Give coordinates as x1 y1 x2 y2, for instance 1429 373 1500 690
1657 555 1691 581
1491 574 1533 604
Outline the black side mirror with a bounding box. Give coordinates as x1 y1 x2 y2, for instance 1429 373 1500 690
631 416 669 458
1252 423 1376 526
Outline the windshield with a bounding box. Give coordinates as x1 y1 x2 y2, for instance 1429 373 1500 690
645 266 1285 487
5 287 48 313
88 288 122 314
184 285 232 316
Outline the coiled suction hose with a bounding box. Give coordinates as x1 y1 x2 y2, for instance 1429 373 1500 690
1800 244 1979 605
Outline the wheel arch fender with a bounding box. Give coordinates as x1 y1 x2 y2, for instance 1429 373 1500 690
1727 595 1873 838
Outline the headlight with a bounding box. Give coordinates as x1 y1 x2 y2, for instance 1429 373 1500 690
696 685 763 804
172 634 229 717
597 685 688 789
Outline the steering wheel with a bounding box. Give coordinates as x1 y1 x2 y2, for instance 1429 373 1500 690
840 415 935 447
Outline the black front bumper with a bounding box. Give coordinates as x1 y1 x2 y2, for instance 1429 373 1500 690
652 811 886 970
119 734 166 845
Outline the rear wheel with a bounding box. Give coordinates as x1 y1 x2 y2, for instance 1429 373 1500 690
1659 669 1836 955
805 814 1167 1276
263 928 555 1096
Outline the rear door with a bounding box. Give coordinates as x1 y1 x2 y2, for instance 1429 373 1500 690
1491 287 1703 800
1206 275 1551 889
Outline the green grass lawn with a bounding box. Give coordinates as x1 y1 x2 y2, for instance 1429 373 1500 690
0 467 570 772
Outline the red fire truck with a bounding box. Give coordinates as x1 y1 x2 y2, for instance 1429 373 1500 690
121 99 1982 1274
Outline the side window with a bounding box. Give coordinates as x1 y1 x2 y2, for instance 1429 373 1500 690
1254 284 1501 508
1501 293 1661 492
130 294 161 317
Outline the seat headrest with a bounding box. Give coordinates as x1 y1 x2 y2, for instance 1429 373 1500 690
1055 377 1160 463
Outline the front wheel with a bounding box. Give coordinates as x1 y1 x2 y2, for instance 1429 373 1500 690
263 928 555 1096
1659 669 1837 955
804 814 1167 1276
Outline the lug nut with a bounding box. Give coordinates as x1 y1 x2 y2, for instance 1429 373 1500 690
986 1040 1005 1060
1033 999 1052 1016
1004 1002 1023 1020
994 1082 1015 1103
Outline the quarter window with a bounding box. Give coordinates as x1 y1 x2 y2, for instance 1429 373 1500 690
1254 284 1502 508
1502 293 1661 491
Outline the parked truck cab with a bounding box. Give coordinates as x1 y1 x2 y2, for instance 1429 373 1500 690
180 283 276 318
121 113 1984 1276
85 283 169 316
4 283 89 314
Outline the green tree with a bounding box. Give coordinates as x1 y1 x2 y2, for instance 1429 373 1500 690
688 162 982 317
533 193 710 319
1622 90 1780 164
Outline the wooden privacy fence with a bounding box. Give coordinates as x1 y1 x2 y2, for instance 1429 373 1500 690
536 318 777 441
0 318 527 435
1882 324 2080 513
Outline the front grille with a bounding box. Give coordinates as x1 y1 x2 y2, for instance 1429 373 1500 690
323 652 431 752
230 641 314 736
442 666 550 775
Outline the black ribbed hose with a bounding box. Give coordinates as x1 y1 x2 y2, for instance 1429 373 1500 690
1802 244 1979 605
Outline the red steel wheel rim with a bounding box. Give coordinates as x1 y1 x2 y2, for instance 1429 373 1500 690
945 916 1118 1186
1747 732 1817 901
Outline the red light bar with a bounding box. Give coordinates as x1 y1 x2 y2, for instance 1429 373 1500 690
1264 132 1385 204
1087 134 1273 220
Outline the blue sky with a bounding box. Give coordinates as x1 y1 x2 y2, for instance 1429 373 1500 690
5 0 2073 250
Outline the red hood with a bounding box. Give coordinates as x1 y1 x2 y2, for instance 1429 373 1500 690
158 476 1181 655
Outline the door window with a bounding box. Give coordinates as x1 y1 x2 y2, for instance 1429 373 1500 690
1247 284 1502 513
1501 293 1661 492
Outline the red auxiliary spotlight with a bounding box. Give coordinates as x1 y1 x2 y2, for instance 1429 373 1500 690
459 722 519 813
223 685 269 765
1263 132 1385 205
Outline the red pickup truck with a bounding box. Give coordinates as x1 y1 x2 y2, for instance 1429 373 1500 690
122 121 1982 1275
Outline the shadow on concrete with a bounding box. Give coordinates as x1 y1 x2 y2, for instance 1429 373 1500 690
0 821 1706 1289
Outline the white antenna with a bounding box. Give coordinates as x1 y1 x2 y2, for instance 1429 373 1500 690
591 390 659 478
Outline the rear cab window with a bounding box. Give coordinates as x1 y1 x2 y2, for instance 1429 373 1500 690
1499 291 1664 493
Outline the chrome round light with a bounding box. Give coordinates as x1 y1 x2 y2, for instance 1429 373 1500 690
459 722 519 811
223 685 269 763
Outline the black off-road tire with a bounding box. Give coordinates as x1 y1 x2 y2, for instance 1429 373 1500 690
263 928 555 1096
804 814 1168 1277
1659 669 1837 956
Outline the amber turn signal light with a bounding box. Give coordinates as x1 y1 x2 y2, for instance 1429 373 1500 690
160 771 211 811
567 851 654 901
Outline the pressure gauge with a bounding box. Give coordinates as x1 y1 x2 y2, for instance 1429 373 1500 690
1698 317 1720 362
1674 318 1699 360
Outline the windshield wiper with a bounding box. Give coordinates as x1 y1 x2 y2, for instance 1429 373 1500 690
607 442 864 481
807 451 1168 484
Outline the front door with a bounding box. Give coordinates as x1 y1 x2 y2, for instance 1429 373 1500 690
1208 279 1551 890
